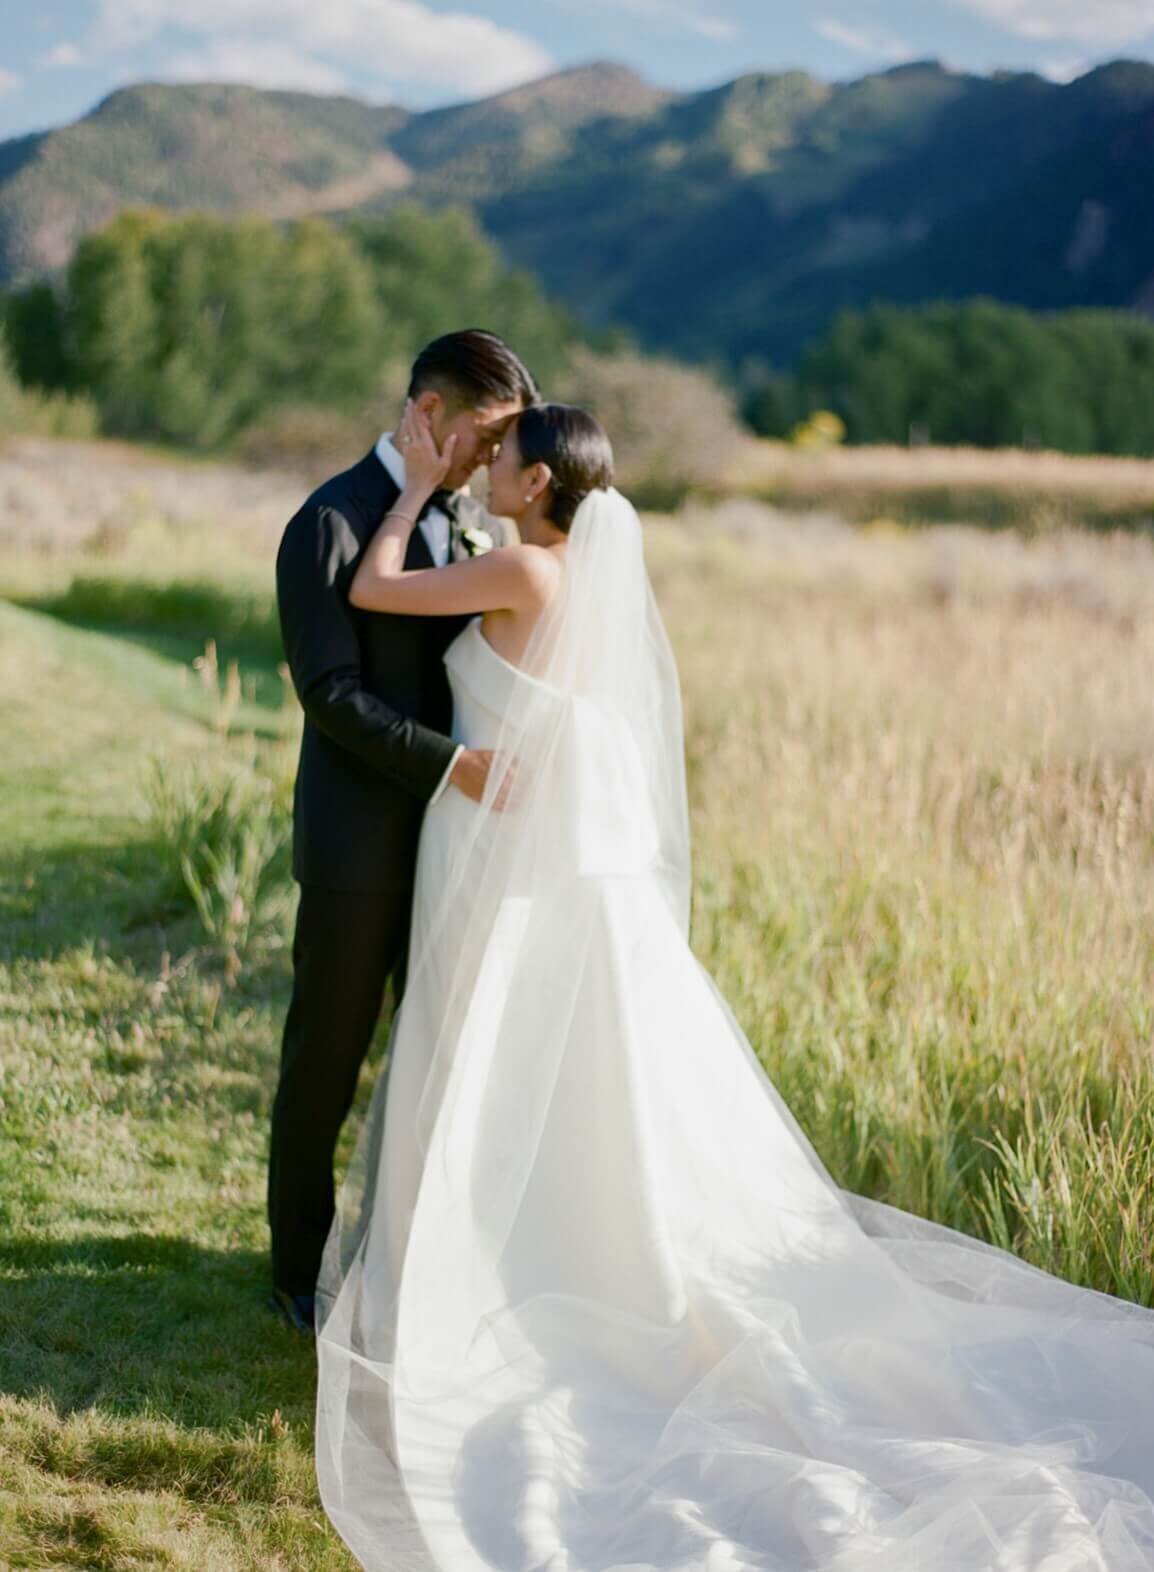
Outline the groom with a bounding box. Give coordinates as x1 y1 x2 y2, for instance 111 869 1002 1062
268 328 539 1333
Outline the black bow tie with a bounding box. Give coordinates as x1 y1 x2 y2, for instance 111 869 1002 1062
419 488 461 525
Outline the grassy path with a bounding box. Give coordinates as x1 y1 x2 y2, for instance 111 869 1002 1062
0 602 358 1570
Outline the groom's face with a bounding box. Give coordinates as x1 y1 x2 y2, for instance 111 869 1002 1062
424 393 524 491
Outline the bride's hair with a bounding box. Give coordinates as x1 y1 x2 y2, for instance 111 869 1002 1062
515 404 614 533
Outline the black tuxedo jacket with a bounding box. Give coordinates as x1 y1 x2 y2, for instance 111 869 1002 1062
275 447 476 893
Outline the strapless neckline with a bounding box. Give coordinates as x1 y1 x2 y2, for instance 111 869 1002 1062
466 615 556 693
471 616 523 677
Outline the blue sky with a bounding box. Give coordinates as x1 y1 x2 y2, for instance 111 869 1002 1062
3 0 1154 141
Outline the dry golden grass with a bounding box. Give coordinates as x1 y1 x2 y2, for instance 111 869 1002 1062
0 435 302 560
729 438 1154 532
646 504 1154 1290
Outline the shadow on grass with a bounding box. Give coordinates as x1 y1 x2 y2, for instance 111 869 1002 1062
29 616 293 738
11 578 284 662
1 836 216 966
0 1234 315 1433
9 576 297 739
1 833 299 1038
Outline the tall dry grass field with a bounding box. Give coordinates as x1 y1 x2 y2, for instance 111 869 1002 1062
664 500 1154 1298
732 437 1154 533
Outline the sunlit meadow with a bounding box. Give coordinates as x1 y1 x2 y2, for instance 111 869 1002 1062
2 436 1152 1567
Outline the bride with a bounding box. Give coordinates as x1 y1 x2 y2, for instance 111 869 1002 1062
313 398 1154 1572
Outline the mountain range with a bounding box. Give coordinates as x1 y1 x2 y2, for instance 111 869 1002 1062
2 57 1153 368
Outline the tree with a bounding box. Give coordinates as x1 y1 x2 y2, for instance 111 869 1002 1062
69 209 165 437
792 299 1154 454
3 283 75 392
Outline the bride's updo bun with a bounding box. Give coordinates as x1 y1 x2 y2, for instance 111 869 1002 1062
516 404 614 534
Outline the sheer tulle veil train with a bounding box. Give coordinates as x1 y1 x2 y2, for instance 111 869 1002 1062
314 487 1154 1572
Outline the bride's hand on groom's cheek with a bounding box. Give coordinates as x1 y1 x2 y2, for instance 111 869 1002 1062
398 398 457 493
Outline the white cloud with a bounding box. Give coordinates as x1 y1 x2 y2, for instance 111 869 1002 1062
91 0 556 97
160 41 348 94
815 16 917 62
692 16 739 41
586 0 737 43
39 42 84 69
1038 54 1091 79
951 0 1154 45
0 67 21 97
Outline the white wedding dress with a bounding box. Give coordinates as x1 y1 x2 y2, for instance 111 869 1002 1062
315 495 1154 1572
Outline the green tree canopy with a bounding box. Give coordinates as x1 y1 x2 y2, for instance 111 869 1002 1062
764 299 1154 455
3 203 579 449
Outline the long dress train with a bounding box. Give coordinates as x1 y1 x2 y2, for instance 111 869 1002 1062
315 605 1154 1572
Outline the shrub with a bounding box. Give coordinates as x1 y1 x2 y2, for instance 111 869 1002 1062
144 757 293 981
0 336 99 440
556 346 748 510
789 410 846 451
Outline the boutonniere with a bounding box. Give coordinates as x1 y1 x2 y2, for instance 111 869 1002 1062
461 525 495 557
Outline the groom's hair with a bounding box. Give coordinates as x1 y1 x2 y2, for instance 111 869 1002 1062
407 329 539 412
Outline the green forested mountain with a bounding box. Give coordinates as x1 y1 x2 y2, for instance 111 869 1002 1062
2 57 1153 369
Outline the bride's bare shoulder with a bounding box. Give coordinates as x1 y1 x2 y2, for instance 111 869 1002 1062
501 542 565 601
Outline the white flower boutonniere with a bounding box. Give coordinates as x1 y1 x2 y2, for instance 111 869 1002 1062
461 525 495 557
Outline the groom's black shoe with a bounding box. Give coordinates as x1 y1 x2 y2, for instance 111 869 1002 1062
267 1286 316 1335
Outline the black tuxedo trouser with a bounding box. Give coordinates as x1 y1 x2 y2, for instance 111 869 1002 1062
267 882 411 1297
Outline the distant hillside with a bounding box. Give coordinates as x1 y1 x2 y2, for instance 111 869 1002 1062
3 57 1154 367
0 64 659 281
0 84 412 278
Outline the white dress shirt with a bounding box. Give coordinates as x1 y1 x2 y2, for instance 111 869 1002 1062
375 431 453 566
374 430 464 808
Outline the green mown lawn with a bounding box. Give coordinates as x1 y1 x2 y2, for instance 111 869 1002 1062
0 599 363 1570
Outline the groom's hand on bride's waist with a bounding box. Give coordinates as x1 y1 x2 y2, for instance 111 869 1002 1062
449 748 520 810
